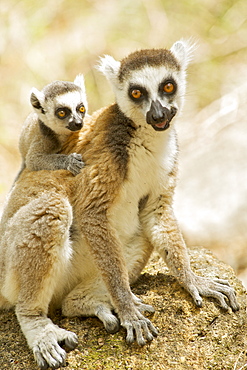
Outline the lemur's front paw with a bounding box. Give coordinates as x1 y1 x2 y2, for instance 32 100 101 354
67 153 84 175
182 273 239 311
120 306 158 346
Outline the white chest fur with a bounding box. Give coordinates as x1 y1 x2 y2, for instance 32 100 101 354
108 125 178 243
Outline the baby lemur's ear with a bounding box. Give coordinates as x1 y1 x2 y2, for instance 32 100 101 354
74 74 88 111
74 74 86 93
30 88 45 113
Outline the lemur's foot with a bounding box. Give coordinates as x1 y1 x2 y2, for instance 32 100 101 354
119 304 158 346
32 324 78 369
181 272 239 311
95 305 120 334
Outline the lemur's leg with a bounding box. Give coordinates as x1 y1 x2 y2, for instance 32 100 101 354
68 207 158 346
126 233 154 285
62 275 155 334
143 195 239 312
2 193 77 370
62 277 120 334
62 234 154 334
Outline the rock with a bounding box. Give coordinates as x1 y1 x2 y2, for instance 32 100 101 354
0 246 246 370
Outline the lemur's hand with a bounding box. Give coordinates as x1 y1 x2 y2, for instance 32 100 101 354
131 292 155 314
67 153 84 176
119 304 158 346
180 272 239 311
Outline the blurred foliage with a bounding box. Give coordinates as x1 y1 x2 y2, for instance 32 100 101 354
0 0 246 198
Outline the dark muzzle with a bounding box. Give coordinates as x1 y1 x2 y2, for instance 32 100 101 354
67 120 83 132
146 100 177 131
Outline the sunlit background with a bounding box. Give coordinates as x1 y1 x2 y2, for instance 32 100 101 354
0 0 247 285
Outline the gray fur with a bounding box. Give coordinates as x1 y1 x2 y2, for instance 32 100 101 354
17 75 87 180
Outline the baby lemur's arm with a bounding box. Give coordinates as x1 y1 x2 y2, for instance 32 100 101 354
24 120 84 176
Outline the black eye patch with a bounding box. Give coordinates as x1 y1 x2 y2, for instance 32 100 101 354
55 107 71 119
159 78 177 96
128 85 148 103
77 103 86 115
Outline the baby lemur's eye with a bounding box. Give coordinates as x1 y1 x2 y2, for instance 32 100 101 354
131 89 142 99
55 108 70 119
57 110 66 118
78 105 86 114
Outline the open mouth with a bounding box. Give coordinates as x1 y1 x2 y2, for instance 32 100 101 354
153 120 170 131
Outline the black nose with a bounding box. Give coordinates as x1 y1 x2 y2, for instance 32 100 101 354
150 102 167 123
74 121 82 128
68 121 83 131
152 111 166 123
146 101 177 131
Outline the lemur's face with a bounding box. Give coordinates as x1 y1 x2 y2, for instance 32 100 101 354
30 76 88 135
98 40 192 131
44 90 86 134
117 65 183 131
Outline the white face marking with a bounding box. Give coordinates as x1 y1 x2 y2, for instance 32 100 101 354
98 40 193 128
38 90 87 136
114 65 186 125
54 90 87 112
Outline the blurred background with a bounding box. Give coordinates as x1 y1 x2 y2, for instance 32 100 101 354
0 0 247 286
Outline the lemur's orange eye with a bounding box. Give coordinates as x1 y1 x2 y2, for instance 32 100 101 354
131 89 142 99
56 107 70 119
163 82 175 94
79 105 85 113
57 110 66 118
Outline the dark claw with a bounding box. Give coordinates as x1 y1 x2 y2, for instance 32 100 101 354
195 299 203 308
51 360 66 369
232 302 240 312
40 362 49 370
35 352 49 370
105 319 120 334
37 357 49 370
64 337 78 351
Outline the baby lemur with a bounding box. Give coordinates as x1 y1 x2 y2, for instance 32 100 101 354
17 74 87 179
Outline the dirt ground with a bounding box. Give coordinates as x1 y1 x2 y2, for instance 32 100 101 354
0 248 246 370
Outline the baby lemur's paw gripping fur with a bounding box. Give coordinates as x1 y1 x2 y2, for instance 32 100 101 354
67 152 84 175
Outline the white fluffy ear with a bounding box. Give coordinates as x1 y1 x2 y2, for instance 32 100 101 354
30 87 45 111
74 74 86 93
97 55 121 83
170 39 197 69
74 74 88 110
